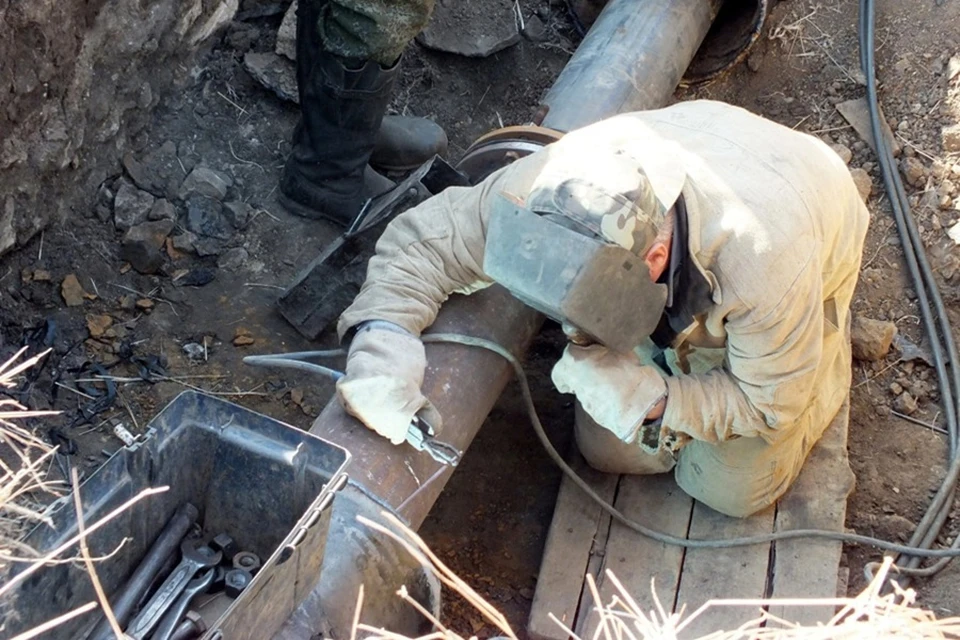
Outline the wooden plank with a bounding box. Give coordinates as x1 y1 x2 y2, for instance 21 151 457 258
576 474 693 640
674 503 775 639
528 454 619 640
769 402 853 625
571 478 618 640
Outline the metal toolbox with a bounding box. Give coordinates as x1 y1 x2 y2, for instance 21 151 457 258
6 391 350 639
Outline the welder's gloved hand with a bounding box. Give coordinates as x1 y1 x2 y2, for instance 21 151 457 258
551 343 667 444
336 322 442 445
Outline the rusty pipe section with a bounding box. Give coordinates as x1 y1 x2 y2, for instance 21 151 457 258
279 0 723 637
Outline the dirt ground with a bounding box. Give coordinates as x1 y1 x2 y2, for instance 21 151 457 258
4 0 960 634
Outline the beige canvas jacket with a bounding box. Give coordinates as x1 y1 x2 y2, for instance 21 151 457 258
338 100 870 446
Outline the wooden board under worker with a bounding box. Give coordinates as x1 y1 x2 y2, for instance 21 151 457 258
529 402 851 639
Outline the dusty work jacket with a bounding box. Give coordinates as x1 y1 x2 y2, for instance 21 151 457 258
338 100 870 447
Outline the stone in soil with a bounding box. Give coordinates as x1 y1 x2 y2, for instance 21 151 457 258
893 391 918 416
148 198 177 222
849 168 872 201
276 1 297 60
223 201 254 229
901 157 926 187
943 123 960 153
171 231 199 255
174 267 217 287
122 142 184 200
233 326 255 346
417 0 521 58
179 166 232 201
244 52 298 104
114 179 156 231
86 314 114 338
218 247 249 271
522 14 548 42
185 195 234 256
61 274 91 307
851 316 897 362
830 143 852 165
121 219 176 274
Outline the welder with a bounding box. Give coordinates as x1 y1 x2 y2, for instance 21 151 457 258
332 99 870 518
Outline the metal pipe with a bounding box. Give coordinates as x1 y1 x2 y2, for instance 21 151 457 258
541 0 723 131
279 0 722 636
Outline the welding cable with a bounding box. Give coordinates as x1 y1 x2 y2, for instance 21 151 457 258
860 0 960 578
243 336 960 559
242 350 346 381
418 332 960 559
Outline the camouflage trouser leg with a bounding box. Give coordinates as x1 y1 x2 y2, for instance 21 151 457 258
317 0 435 66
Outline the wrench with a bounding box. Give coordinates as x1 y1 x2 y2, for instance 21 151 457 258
124 540 221 640
149 568 215 640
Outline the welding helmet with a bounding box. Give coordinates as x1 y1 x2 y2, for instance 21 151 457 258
483 142 686 353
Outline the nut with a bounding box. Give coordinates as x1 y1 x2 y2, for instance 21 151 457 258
210 565 227 593
232 551 261 574
210 533 238 562
224 568 252 598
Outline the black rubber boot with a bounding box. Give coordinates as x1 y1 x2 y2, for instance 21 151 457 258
280 1 446 225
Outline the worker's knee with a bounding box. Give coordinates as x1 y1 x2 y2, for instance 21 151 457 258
574 404 676 476
675 438 803 518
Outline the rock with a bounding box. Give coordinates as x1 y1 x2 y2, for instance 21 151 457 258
851 316 897 362
185 195 234 254
893 391 918 416
33 270 51 282
830 143 853 165
61 274 91 306
276 0 297 60
119 295 136 311
244 51 298 104
417 0 521 58
122 142 184 200
217 247 249 271
290 387 304 406
521 14 548 42
86 314 114 338
746 49 763 72
948 55 960 81
174 267 217 287
901 157 926 187
114 179 156 231
171 231 199 255
136 298 155 310
943 123 960 153
889 382 903 396
183 342 206 360
233 327 255 346
849 168 872 201
148 198 177 222
223 201 254 229
178 166 232 201
120 220 175 274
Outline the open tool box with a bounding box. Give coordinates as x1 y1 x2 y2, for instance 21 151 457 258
7 391 350 639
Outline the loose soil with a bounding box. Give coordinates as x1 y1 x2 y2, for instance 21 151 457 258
4 0 960 635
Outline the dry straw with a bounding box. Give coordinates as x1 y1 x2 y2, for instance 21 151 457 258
357 512 960 640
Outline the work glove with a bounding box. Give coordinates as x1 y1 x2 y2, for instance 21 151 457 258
551 343 667 446
336 322 442 445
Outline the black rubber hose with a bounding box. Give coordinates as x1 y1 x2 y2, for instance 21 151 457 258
860 0 960 578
